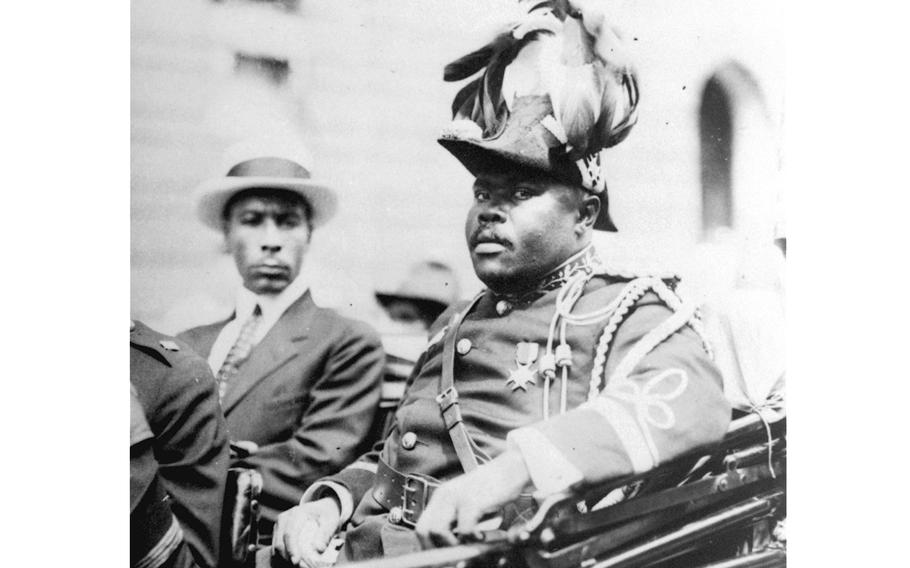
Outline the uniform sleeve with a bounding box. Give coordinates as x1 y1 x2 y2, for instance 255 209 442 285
237 321 385 513
286 318 449 526
300 444 384 527
300 385 413 526
153 355 229 568
132 438 200 568
297 322 446 527
509 297 730 495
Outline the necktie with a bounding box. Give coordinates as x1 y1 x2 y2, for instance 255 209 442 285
217 305 262 401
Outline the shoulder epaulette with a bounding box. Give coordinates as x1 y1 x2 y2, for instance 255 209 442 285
130 319 183 367
586 274 714 401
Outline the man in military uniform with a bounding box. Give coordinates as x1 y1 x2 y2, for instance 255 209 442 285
269 2 730 565
131 320 229 568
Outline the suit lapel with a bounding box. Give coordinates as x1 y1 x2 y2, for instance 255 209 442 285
221 292 315 415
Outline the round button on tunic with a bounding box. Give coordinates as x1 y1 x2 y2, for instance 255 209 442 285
401 432 418 450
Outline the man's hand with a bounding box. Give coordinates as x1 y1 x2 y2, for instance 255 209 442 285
415 450 531 548
272 497 341 568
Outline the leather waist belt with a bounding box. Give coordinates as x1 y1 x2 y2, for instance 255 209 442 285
373 459 440 527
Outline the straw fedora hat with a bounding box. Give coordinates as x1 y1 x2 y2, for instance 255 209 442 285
193 136 338 231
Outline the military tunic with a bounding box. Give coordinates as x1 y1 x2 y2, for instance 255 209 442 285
302 249 731 561
132 384 200 568
131 321 230 568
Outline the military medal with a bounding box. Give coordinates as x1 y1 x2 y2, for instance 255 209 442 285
507 341 539 391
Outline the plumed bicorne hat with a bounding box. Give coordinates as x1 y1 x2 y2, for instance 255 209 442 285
193 136 338 231
437 0 640 231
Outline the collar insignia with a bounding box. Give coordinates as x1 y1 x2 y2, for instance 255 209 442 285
159 340 180 352
494 245 601 307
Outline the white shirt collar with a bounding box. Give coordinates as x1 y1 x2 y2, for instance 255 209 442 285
206 275 311 375
234 273 310 325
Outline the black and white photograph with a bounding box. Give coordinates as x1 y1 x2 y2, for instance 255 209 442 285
127 1 794 566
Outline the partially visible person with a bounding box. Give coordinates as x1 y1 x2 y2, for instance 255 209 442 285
131 320 229 568
375 260 461 333
373 260 462 437
132 385 192 568
178 137 385 532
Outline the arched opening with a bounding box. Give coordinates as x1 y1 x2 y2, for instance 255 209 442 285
700 77 734 235
698 61 778 242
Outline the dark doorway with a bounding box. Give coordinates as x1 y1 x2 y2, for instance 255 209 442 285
699 76 734 236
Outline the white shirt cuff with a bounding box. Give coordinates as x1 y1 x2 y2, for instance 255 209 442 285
507 426 584 499
299 481 355 529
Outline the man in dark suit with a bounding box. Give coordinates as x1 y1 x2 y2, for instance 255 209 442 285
178 137 385 531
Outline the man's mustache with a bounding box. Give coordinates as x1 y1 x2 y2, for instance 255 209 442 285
468 229 512 249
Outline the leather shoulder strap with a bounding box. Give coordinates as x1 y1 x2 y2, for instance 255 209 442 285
436 293 484 473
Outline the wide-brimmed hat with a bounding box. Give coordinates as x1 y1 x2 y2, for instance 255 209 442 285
437 2 640 232
375 261 460 318
193 137 337 231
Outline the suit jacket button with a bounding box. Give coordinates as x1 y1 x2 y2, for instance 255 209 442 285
456 338 472 355
401 432 418 450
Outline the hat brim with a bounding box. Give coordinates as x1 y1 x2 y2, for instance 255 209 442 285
375 293 449 318
438 138 617 232
193 177 338 231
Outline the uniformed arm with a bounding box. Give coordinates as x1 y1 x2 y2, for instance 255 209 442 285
133 385 198 568
236 321 385 517
296 445 382 527
274 357 420 566
273 449 383 567
272 422 392 566
297 334 440 524
509 297 731 496
418 294 730 543
272 350 402 567
132 441 201 568
154 356 229 568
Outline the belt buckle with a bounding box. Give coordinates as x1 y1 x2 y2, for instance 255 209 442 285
401 475 432 526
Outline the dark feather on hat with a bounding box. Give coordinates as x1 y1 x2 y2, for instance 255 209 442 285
443 0 640 161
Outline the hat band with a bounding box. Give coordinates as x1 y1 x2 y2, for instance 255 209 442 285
227 157 311 179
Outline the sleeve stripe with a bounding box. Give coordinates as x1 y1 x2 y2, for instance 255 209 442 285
135 516 184 568
585 368 690 472
582 397 656 473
